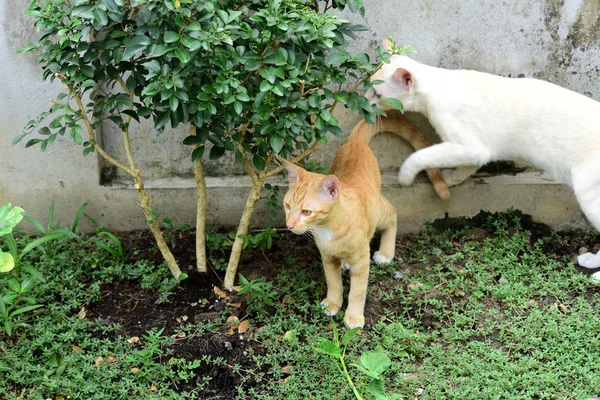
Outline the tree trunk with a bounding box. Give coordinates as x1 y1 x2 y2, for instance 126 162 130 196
192 133 208 273
134 175 183 280
223 176 265 290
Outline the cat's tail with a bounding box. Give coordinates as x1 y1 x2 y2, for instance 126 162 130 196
349 111 450 200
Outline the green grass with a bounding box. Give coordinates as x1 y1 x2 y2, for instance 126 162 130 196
2 211 600 399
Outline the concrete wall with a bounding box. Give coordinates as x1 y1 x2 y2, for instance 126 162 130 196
1 0 599 232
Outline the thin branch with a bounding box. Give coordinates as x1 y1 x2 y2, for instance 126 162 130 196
265 141 320 178
64 78 136 177
116 75 137 170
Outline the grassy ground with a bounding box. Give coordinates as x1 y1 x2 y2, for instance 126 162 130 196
1 211 599 399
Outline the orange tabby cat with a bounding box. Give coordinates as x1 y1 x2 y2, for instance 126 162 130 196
283 112 448 328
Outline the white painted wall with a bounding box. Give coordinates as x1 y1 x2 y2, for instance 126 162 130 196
1 0 598 231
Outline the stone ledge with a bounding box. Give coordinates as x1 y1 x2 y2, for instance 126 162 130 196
98 171 590 234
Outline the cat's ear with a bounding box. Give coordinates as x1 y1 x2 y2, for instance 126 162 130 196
392 68 413 91
382 37 392 51
283 160 304 184
318 176 341 202
393 68 413 86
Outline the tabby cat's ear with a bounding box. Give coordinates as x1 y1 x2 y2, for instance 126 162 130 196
318 176 341 202
283 160 304 184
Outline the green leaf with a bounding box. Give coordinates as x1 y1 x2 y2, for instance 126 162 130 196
382 97 404 113
191 146 205 163
259 80 273 92
0 252 15 273
154 111 171 131
174 48 190 64
209 145 225 159
366 378 387 400
233 101 243 115
164 31 180 43
10 304 43 317
360 352 391 376
123 35 151 58
315 340 342 358
342 327 360 345
252 154 265 170
269 135 284 153
186 22 201 31
21 231 75 258
0 204 24 236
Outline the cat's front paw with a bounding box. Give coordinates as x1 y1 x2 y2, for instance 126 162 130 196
344 312 365 329
373 251 393 265
397 166 416 186
578 251 600 269
320 299 342 316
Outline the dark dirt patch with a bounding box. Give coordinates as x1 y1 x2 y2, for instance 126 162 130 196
86 229 318 398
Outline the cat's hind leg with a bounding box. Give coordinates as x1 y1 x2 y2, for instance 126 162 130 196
572 162 600 269
320 253 344 316
373 197 397 264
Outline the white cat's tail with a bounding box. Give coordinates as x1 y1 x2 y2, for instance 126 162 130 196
349 111 450 199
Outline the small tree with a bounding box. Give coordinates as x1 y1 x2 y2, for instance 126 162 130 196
17 0 404 289
134 0 401 289
16 0 189 279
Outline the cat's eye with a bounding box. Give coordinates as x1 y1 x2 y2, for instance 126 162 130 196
374 91 382 99
301 210 312 216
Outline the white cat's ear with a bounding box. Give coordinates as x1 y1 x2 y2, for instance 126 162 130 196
319 176 341 202
392 68 413 90
382 38 392 51
283 160 304 184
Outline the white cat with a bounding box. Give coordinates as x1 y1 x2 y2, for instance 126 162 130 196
368 39 600 269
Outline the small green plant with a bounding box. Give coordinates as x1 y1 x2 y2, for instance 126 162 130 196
162 216 191 248
0 204 64 335
93 231 125 259
238 274 278 319
315 323 400 400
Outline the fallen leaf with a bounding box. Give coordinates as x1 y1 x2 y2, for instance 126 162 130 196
232 285 243 292
176 331 186 338
151 383 158 391
77 307 86 320
107 355 117 364
214 286 227 298
281 365 293 374
130 367 140 374
127 336 140 344
72 345 81 353
238 319 250 333
227 302 242 309
524 300 538 308
94 356 104 369
227 327 234 336
227 315 240 327
558 303 568 314
176 315 189 323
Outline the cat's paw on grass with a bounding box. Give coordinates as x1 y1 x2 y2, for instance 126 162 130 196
321 299 341 316
373 252 393 264
344 313 365 329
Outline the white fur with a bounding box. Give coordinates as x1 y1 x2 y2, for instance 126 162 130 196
312 226 334 243
369 55 600 269
320 300 338 316
373 252 393 264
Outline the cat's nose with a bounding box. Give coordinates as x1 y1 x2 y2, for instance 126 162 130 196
286 222 295 230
